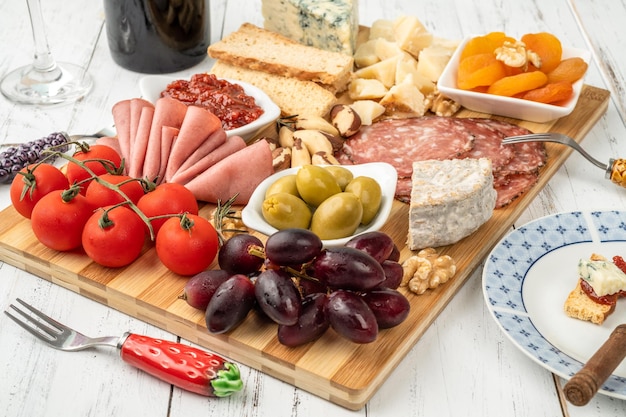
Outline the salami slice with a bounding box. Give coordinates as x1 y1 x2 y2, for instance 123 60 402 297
456 118 515 171
494 172 539 208
339 116 475 177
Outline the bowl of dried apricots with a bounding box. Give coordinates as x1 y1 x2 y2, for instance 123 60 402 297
438 32 590 122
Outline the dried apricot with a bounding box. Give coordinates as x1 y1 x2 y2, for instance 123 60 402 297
460 32 515 61
521 81 574 104
486 71 548 96
457 53 507 90
547 57 588 84
521 32 563 73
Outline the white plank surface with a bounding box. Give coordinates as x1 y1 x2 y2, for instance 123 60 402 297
1 0 626 416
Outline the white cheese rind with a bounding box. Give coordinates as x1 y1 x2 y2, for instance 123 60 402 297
407 158 496 250
262 0 359 55
578 259 626 296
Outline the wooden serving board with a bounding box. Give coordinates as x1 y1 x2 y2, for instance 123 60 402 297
0 84 610 410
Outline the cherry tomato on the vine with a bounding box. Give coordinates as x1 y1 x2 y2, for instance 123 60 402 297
10 163 69 219
82 205 146 268
30 187 95 251
156 213 219 276
136 182 199 238
66 144 122 194
85 173 145 208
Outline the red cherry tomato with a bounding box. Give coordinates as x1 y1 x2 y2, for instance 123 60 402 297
156 214 219 276
10 163 69 219
66 144 122 194
136 183 199 238
85 173 145 208
82 205 146 268
30 188 95 251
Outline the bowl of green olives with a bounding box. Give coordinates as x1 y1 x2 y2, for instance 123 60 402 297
241 162 397 247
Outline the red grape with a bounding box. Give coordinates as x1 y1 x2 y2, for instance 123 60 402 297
278 293 329 347
310 247 385 291
362 288 410 329
264 228 323 266
181 269 232 310
218 233 265 275
205 274 255 334
327 290 378 343
345 231 394 263
254 269 302 325
378 260 403 289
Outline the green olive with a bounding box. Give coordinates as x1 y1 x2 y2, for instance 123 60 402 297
295 165 341 207
310 192 363 240
265 174 300 199
262 192 312 230
324 166 354 190
344 176 382 225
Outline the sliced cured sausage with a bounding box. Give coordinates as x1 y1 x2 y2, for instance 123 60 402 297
338 116 475 177
165 106 222 181
169 134 246 185
128 106 155 178
172 128 228 177
456 118 515 171
157 126 180 183
184 139 273 204
112 100 131 172
142 97 188 181
494 172 539 208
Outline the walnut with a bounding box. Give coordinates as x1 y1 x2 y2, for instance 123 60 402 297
401 248 457 295
494 40 542 69
209 207 248 239
425 89 461 117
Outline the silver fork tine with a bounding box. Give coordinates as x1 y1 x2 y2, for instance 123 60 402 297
4 298 72 348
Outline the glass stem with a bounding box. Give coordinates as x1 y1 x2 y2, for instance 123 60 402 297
26 0 56 72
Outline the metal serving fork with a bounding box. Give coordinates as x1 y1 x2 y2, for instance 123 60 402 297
4 298 243 397
502 132 626 188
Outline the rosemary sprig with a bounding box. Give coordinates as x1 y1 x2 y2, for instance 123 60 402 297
213 194 247 245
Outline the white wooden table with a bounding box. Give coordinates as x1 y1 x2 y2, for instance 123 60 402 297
1 0 626 416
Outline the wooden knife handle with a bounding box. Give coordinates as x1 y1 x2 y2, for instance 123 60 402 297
564 324 626 406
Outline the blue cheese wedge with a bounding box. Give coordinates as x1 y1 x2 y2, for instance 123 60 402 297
262 0 359 55
578 257 626 296
407 158 496 250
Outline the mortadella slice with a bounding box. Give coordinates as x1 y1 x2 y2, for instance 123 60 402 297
128 106 155 178
129 98 155 156
142 97 188 181
156 125 180 184
173 128 228 176
165 106 222 181
169 133 246 185
112 100 131 172
95 136 122 158
184 139 274 204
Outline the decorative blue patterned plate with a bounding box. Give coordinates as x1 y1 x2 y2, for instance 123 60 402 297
483 210 626 400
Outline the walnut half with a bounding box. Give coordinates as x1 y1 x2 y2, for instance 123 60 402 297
401 248 457 295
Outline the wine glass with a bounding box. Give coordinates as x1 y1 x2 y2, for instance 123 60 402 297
0 0 93 105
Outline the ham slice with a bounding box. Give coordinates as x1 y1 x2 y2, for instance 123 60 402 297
169 134 246 185
112 100 131 172
142 97 188 181
156 126 180 183
128 106 155 178
184 139 273 204
129 98 154 148
95 136 122 158
165 106 222 181
172 128 228 176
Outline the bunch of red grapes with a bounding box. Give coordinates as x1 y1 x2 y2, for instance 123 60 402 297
181 229 410 346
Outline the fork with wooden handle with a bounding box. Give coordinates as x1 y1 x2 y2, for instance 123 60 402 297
502 133 626 188
4 298 243 398
563 324 626 406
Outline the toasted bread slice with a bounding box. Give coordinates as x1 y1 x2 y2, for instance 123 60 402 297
207 23 353 93
210 60 337 117
564 280 615 325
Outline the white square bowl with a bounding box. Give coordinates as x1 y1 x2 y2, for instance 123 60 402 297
437 35 591 123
